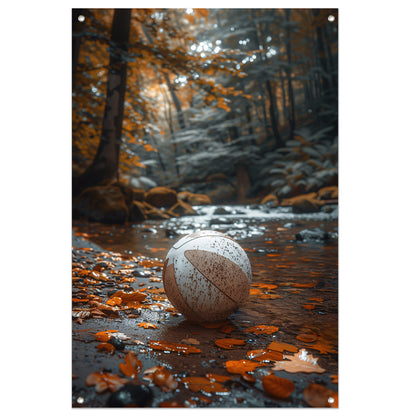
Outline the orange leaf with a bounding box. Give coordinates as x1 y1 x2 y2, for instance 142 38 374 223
152 367 178 391
247 349 284 362
109 290 147 304
94 330 116 342
86 371 129 393
149 340 201 354
225 360 264 375
119 351 142 379
262 374 295 399
96 343 116 355
244 325 279 335
302 304 315 310
267 341 299 353
303 383 338 407
181 377 229 394
220 324 235 334
106 296 122 306
138 322 157 329
215 338 246 349
205 373 232 383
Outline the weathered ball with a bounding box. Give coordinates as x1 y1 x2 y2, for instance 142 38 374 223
162 230 252 322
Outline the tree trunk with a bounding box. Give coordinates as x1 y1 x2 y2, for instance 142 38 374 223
284 9 296 141
265 79 283 147
72 9 87 86
73 9 131 196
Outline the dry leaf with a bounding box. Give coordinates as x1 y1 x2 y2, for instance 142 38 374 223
205 373 231 383
96 343 115 355
94 330 118 342
262 374 295 399
181 377 229 394
247 349 284 362
267 341 298 354
86 371 128 393
137 322 157 329
303 383 338 407
244 325 279 335
119 351 142 378
109 290 147 304
153 367 178 391
225 359 264 375
272 349 325 373
149 340 201 354
215 338 246 349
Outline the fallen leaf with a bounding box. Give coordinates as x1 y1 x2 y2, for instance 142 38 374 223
267 341 298 353
303 383 338 407
307 338 337 355
302 304 315 311
244 325 279 335
250 288 261 295
272 349 325 373
308 298 324 302
241 373 256 383
205 373 231 383
94 330 118 342
181 377 229 394
137 322 157 329
149 340 201 354
215 338 246 349
225 359 264 375
106 296 122 306
220 324 235 334
96 343 116 355
262 374 295 399
86 371 129 393
109 290 147 304
247 349 284 362
152 367 178 391
119 351 142 378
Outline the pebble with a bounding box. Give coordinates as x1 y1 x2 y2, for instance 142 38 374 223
107 383 153 407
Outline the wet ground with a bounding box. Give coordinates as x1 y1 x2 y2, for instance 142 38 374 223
72 204 338 407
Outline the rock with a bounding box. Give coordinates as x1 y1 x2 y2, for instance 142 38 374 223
213 206 231 215
107 383 153 407
317 186 338 201
260 194 279 207
187 193 212 206
129 201 147 222
168 199 197 216
145 187 177 208
281 193 323 213
73 186 129 224
296 228 335 242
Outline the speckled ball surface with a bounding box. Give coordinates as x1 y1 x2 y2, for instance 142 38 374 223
162 230 252 322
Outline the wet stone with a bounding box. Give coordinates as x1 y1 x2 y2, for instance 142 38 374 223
107 383 153 407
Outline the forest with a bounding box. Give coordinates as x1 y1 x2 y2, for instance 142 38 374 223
72 7 338 217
